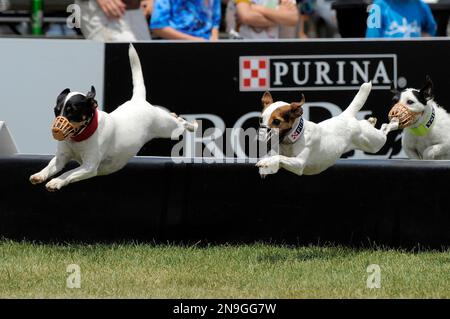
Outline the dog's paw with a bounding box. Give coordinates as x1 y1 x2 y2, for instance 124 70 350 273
256 156 280 176
184 119 198 132
30 173 47 185
387 117 399 131
45 178 65 192
389 117 399 125
190 120 198 132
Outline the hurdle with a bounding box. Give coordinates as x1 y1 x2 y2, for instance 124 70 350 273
1 155 449 248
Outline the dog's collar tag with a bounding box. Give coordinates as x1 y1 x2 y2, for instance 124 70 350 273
70 109 99 142
284 117 304 144
409 106 435 136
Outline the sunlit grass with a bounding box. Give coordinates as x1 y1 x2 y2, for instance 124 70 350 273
0 240 449 298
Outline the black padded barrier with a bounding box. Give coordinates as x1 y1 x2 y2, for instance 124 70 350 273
1 155 449 248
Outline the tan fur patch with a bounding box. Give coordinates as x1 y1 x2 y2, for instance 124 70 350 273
261 92 305 137
268 106 303 140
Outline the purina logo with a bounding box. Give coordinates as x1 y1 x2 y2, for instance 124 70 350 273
240 57 269 90
239 54 397 92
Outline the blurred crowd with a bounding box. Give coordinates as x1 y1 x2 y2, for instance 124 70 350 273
0 0 442 40
71 0 324 41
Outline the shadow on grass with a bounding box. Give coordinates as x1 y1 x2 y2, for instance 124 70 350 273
1 238 449 258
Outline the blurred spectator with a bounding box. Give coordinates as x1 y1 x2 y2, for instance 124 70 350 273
296 0 313 38
366 0 436 38
75 0 151 41
150 0 221 40
226 0 299 39
140 0 153 18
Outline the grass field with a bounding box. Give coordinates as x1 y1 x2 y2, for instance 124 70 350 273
0 240 449 298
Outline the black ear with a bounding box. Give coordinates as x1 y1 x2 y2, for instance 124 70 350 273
86 86 96 99
420 75 433 101
56 88 70 103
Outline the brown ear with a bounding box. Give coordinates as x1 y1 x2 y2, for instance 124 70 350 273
290 93 305 118
261 91 273 110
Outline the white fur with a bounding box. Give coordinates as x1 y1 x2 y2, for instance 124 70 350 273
256 82 398 177
399 89 450 160
30 44 197 191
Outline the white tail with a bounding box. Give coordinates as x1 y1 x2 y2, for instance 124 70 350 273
129 44 146 100
343 82 372 117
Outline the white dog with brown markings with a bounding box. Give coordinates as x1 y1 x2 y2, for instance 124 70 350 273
256 82 398 177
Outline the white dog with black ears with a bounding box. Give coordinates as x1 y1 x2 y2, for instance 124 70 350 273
30 44 197 191
388 76 450 160
256 82 398 177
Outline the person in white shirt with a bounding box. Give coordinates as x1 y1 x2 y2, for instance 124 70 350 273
75 0 151 41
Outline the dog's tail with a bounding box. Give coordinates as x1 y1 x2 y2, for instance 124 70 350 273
129 44 146 101
342 82 372 117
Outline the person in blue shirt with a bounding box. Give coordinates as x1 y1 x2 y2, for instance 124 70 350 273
150 0 221 40
366 0 437 38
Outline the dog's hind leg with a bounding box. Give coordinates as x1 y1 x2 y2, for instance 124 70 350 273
367 117 377 126
153 108 198 140
380 118 399 135
168 112 197 131
354 117 399 154
354 121 388 154
176 115 198 133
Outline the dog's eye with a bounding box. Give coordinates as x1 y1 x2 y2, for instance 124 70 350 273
272 119 281 126
407 100 414 105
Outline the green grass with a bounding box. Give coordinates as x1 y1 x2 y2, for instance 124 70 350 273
0 240 449 298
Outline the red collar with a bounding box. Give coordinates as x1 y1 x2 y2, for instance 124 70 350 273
70 109 99 142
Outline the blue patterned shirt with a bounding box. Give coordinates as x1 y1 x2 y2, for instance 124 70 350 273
150 0 221 40
366 0 436 38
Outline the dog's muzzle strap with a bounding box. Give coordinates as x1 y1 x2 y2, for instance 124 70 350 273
258 125 275 143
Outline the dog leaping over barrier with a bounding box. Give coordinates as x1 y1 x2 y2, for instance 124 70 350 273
30 44 197 192
256 82 398 177
388 76 450 160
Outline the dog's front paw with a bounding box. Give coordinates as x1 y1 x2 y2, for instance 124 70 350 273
45 178 65 192
256 156 280 177
30 173 47 185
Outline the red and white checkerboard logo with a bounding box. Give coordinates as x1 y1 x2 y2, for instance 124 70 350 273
240 57 269 91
